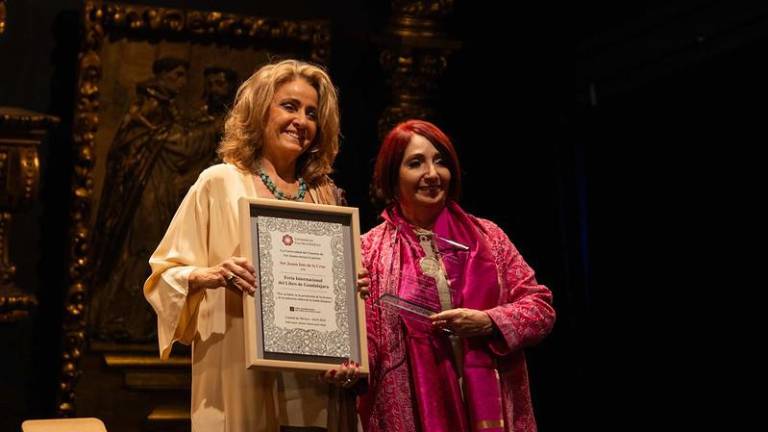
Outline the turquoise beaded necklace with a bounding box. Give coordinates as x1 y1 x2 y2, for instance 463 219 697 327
257 166 307 201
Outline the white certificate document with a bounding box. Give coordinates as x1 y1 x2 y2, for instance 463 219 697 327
271 230 337 332
256 215 351 358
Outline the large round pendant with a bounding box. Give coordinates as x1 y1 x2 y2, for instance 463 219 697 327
419 256 441 277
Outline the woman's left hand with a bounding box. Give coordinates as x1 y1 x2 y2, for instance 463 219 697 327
431 308 494 337
321 360 361 388
357 268 370 300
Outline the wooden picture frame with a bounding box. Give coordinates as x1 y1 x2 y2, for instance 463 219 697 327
238 197 369 374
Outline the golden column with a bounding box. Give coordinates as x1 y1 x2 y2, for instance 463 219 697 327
377 0 461 137
1 1 65 417
0 108 59 321
0 0 6 35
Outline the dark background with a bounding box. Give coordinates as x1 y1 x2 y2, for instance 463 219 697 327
1 0 759 430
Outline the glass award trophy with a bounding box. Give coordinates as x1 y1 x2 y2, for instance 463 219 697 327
373 231 469 325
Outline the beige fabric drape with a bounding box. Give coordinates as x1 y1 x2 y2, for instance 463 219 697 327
144 163 357 432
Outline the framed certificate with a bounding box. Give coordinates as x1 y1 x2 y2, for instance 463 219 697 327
239 197 368 375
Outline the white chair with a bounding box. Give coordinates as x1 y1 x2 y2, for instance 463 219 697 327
21 417 107 432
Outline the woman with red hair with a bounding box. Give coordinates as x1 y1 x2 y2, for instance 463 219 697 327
357 119 555 431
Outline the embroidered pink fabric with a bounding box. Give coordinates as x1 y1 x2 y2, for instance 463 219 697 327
359 207 556 432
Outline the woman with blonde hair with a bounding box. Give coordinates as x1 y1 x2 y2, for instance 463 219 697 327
144 59 360 432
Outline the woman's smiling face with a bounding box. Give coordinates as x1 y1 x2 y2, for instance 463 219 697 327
262 78 319 160
397 134 452 216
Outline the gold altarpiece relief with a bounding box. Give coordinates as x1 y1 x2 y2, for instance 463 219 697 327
58 2 330 428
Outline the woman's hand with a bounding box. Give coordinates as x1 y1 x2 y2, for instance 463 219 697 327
321 360 361 388
357 268 370 300
189 256 257 295
430 308 494 337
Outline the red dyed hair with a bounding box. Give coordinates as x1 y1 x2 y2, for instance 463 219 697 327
372 119 461 205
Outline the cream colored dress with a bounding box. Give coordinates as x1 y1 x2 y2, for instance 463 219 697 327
144 163 343 432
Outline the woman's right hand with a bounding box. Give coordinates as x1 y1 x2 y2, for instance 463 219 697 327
189 256 257 295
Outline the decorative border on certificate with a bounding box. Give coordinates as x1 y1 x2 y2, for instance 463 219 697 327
258 216 350 358
239 197 368 374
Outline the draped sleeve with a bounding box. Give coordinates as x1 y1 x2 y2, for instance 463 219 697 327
143 170 213 360
479 219 556 356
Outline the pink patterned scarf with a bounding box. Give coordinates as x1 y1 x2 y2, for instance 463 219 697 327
382 201 505 431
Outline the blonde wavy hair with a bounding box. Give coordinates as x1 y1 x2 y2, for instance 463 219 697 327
218 59 340 184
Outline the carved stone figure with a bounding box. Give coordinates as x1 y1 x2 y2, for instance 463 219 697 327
88 59 238 342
